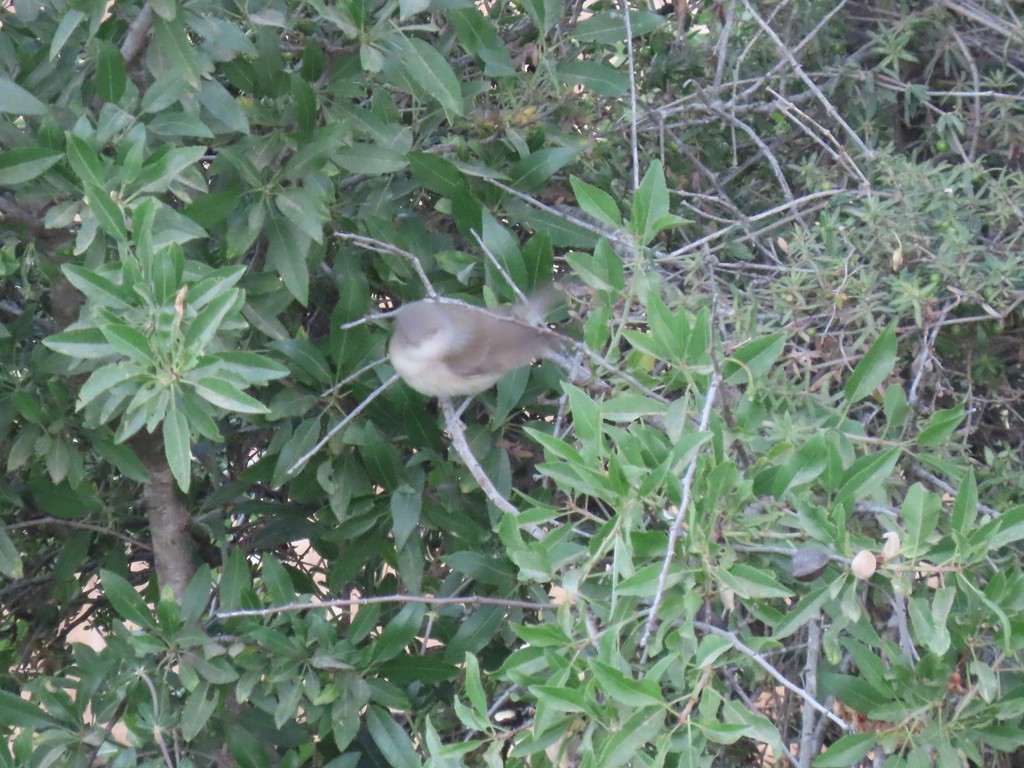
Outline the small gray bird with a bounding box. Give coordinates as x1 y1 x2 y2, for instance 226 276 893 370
388 296 560 397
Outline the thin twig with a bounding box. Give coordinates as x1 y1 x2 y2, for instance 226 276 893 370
739 0 874 160
639 370 720 655
485 178 637 253
7 517 148 550
949 27 982 160
138 671 175 768
471 229 529 302
797 615 823 768
84 697 130 767
216 592 557 618
766 87 870 187
706 104 798 209
909 464 999 517
332 230 435 296
320 356 388 396
620 0 640 191
694 621 853 733
892 590 918 662
440 397 546 539
659 189 844 261
286 373 400 475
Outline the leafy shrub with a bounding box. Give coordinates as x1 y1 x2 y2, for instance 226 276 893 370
2 0 1024 767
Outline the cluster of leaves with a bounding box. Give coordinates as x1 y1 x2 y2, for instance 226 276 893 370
2 0 1024 767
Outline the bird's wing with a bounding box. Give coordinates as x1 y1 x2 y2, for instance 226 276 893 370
443 309 551 377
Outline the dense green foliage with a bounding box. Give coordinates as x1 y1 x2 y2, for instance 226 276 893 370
2 0 1024 766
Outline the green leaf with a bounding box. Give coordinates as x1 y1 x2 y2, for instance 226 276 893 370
845 322 897 404
693 634 734 668
812 734 876 766
481 212 527 290
0 77 49 115
518 0 559 34
0 690 58 729
78 363 145 410
151 244 185 303
361 43 384 72
291 75 316 139
185 289 241 352
723 332 786 384
214 351 289 383
444 552 514 587
66 134 105 189
597 709 663 767
901 483 938 557
0 529 24 578
128 146 208 197
565 383 602 452
183 655 238 684
95 40 127 103
557 60 629 97
508 147 580 191
93 439 148 481
100 323 153 364
43 328 116 359
399 0 429 18
882 382 909 431
335 142 409 175
275 186 325 243
916 403 965 447
51 9 85 61
141 72 190 114
834 447 900 508
390 485 421 549
192 378 270 414
599 393 665 422
101 568 156 628
570 175 621 229
972 505 1024 552
227 724 273 768
198 80 251 134
152 16 203 89
572 10 665 43
409 151 465 198
528 684 589 714
0 148 62 185
955 572 1012 652
164 407 192 492
62 265 134 308
372 603 427 662
448 8 515 77
766 435 828 497
218 548 250 613
84 182 128 242
951 469 977 537
399 37 464 117
564 240 626 293
630 160 671 245
260 556 295 606
180 684 219 741
366 705 421 768
589 660 662 707
377 655 455 686
268 338 332 385
464 653 487 717
265 215 311 305
149 110 215 138
718 562 793 599
187 265 248 310
11 390 46 425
